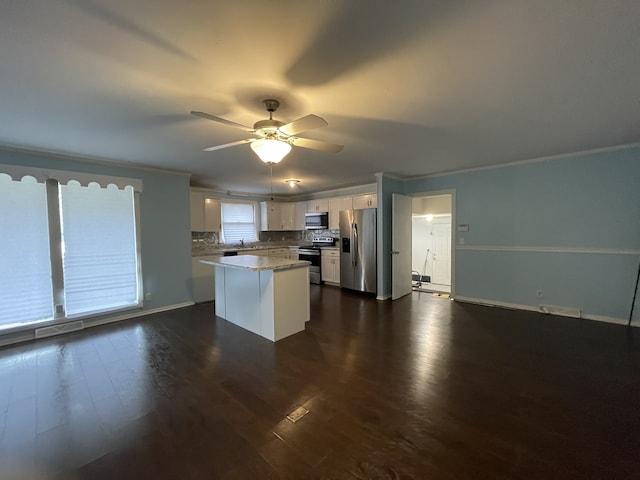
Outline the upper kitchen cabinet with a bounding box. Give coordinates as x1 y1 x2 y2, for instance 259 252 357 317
328 196 353 230
190 191 221 232
260 201 283 231
307 198 329 213
261 201 306 230
280 202 306 230
352 193 377 209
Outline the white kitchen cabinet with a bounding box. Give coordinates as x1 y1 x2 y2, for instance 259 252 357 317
192 255 220 302
260 201 283 231
239 249 268 256
268 248 289 259
321 249 340 284
293 202 306 230
288 247 299 260
278 203 292 230
328 196 352 230
352 193 377 209
279 203 296 230
262 201 307 230
307 198 329 213
204 197 221 231
190 191 221 232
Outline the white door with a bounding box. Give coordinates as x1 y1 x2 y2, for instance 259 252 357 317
431 222 451 285
392 193 412 300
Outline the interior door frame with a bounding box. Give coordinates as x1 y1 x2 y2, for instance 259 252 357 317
410 189 456 298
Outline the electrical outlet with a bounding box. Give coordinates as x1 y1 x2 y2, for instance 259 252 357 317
145 292 152 301
459 237 465 245
536 290 543 298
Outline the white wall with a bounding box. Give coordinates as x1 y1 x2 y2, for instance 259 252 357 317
412 215 451 281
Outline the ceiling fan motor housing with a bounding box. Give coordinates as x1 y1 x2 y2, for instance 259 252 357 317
253 119 285 138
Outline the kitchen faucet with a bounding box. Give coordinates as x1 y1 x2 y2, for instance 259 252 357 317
239 239 244 247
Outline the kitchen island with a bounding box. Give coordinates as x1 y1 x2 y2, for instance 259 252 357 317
200 255 310 342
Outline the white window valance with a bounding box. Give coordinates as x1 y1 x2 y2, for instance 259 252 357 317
0 163 143 192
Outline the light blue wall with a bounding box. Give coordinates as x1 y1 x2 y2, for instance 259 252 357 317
0 149 193 318
401 146 640 322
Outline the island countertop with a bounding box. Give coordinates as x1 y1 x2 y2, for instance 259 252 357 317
200 255 310 272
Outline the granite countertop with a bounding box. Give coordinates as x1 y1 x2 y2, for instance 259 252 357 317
200 256 311 272
192 243 312 257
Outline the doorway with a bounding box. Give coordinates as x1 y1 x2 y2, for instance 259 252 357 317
411 194 453 295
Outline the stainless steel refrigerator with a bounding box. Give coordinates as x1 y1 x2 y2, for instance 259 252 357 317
339 208 377 294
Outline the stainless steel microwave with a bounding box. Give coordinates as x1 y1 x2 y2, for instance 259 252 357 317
305 212 329 230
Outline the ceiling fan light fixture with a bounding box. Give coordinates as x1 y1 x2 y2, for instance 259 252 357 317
285 179 300 188
250 139 291 164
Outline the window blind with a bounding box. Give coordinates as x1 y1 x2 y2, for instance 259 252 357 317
221 202 257 243
59 182 140 316
0 175 54 329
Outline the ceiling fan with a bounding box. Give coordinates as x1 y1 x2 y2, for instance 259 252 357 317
191 99 343 164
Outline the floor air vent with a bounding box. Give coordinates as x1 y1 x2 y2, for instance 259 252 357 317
35 321 84 339
538 305 581 318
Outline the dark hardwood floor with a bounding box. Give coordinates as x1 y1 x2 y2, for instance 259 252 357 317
1 286 638 479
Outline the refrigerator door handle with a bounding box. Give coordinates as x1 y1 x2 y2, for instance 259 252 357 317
352 223 358 267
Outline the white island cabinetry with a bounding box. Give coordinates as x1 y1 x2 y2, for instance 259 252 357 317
202 256 310 342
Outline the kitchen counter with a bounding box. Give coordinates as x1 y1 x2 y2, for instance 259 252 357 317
200 256 309 271
200 254 310 342
192 243 312 257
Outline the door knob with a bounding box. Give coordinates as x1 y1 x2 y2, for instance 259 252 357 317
391 251 400 255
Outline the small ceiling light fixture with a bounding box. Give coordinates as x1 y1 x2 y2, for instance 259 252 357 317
284 179 301 188
250 138 292 164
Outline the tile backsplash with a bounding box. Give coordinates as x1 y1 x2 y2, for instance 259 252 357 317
192 229 339 250
192 231 218 249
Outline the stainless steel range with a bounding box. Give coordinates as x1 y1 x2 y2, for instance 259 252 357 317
298 236 336 284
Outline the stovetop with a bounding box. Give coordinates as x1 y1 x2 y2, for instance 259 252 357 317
311 236 337 247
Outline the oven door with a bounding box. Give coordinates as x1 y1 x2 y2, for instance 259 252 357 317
298 248 321 284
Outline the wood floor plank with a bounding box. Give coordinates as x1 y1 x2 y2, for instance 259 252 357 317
0 286 638 479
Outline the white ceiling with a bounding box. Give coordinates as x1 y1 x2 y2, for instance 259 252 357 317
1 1 639 195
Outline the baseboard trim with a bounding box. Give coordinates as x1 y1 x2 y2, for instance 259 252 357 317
377 293 392 301
86 301 195 328
454 296 632 327
0 301 196 347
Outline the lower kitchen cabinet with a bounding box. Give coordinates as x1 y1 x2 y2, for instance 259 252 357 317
192 255 220 303
321 249 340 285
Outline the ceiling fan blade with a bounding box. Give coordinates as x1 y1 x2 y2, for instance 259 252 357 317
291 137 343 153
191 111 254 132
279 114 328 136
203 139 255 152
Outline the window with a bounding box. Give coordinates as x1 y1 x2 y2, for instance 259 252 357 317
0 166 142 332
60 182 140 317
221 201 257 244
0 175 54 329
